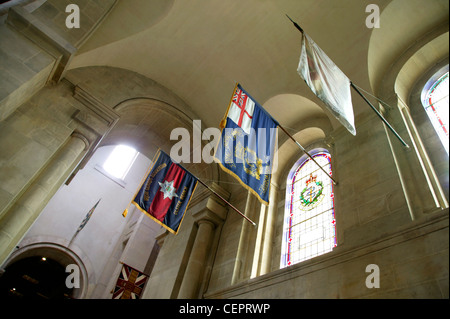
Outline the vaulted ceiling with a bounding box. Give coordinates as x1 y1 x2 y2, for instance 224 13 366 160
68 0 449 143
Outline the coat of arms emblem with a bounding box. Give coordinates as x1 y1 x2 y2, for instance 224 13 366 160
299 174 324 210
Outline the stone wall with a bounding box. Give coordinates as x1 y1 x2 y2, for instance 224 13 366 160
0 0 447 300
0 1 120 264
0 0 116 121
206 209 448 298
202 105 448 298
11 145 160 298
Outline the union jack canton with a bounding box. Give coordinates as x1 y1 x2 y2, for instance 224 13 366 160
112 263 148 299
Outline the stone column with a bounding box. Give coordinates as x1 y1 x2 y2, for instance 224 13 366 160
231 191 258 284
374 22 449 220
177 218 215 299
397 98 448 210
0 132 89 265
176 186 228 299
251 204 267 278
259 182 279 275
381 94 446 221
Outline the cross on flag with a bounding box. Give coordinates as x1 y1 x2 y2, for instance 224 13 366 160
112 263 148 299
214 84 279 205
227 86 255 134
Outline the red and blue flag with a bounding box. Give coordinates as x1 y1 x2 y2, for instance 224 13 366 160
132 150 198 234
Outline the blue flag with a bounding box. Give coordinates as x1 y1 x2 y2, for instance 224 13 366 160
214 84 278 205
131 150 198 234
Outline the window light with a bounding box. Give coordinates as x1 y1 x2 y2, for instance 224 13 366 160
281 150 336 268
422 71 449 155
103 145 138 180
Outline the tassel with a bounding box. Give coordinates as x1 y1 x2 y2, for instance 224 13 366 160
122 209 128 218
219 118 227 130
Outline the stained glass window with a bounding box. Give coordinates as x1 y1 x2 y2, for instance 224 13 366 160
422 71 449 155
281 150 336 268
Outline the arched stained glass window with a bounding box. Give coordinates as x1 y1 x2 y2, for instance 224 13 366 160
422 70 449 155
281 150 336 268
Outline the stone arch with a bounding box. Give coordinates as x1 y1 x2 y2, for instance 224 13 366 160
275 128 330 187
65 66 223 188
262 93 333 186
3 241 90 299
367 0 449 96
395 32 449 103
366 0 449 218
100 97 219 184
396 38 449 204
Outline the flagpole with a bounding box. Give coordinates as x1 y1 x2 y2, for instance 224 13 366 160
233 80 337 185
196 178 257 227
278 124 338 185
286 15 410 149
286 14 303 33
350 82 409 148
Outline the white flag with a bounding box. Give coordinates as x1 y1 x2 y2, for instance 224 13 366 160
298 33 356 135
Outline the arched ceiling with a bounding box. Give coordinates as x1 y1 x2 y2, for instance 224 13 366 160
68 0 385 133
100 98 218 182
78 0 175 53
395 32 449 102
273 127 326 186
263 94 327 131
68 0 448 143
368 0 449 95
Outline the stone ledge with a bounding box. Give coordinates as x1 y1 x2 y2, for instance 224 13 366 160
204 208 448 299
6 6 76 83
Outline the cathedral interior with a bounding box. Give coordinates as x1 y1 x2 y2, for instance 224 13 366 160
0 0 448 300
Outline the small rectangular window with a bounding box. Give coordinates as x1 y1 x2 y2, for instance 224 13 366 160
103 145 139 180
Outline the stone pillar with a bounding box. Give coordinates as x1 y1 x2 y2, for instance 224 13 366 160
259 182 279 275
177 219 215 299
251 204 267 278
176 185 228 299
0 132 89 265
231 191 258 284
397 98 448 210
374 21 449 220
381 94 446 221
